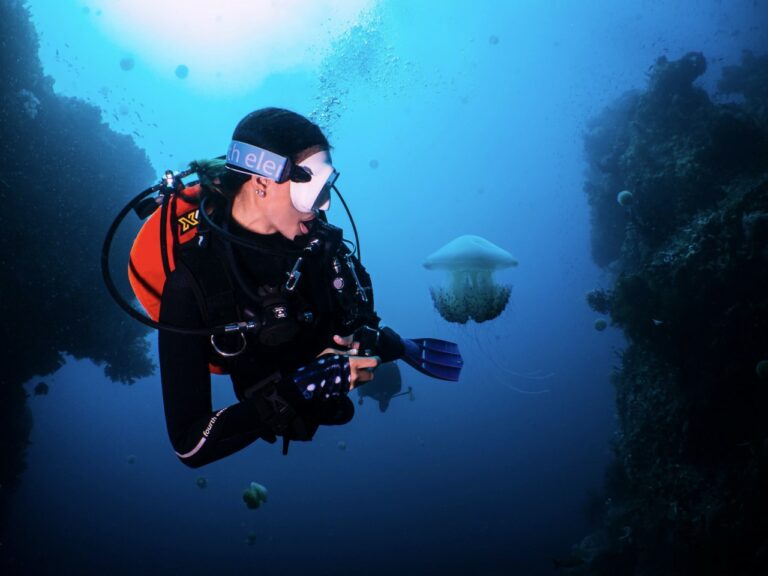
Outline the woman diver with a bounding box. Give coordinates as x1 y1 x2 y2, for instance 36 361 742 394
157 107 407 466
104 107 462 467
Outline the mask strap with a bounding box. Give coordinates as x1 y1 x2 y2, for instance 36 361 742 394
225 140 291 182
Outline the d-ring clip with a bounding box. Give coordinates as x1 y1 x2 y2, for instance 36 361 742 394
210 332 247 357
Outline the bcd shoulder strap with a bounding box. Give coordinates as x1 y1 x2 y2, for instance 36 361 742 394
175 239 240 329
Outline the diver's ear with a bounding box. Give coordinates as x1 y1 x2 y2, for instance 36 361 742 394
248 175 272 195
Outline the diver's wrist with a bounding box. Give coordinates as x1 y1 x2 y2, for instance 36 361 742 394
376 326 406 362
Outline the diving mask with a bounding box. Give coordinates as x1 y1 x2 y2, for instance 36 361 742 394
225 140 338 213
290 150 337 213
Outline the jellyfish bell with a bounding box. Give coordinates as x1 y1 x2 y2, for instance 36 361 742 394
617 190 634 207
423 235 518 324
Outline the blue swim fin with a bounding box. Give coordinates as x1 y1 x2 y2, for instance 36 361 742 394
401 338 464 381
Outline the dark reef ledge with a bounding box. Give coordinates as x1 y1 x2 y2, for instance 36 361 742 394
573 52 768 576
1 0 155 524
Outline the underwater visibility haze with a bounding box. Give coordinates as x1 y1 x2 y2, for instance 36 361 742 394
1 1 768 575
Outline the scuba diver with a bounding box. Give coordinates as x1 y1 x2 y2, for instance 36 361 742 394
102 107 462 467
356 362 414 413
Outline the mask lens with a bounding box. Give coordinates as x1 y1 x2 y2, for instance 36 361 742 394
290 151 337 213
312 170 338 211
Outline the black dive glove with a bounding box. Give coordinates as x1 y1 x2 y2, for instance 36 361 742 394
354 325 405 361
353 325 464 381
290 354 352 401
242 356 354 448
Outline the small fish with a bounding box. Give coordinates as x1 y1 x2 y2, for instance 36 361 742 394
652 318 664 326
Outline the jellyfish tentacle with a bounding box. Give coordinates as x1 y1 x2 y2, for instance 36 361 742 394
468 322 554 394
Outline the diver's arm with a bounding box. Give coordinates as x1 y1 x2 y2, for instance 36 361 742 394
158 268 267 468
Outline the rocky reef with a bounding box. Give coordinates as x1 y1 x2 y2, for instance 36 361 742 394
1 0 155 520
574 52 768 575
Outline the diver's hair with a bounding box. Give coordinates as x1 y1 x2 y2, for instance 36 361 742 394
220 107 330 199
188 157 248 205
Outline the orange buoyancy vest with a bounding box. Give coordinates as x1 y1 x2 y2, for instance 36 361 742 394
127 185 228 374
128 184 203 320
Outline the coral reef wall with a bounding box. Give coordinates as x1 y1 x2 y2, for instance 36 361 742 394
0 0 155 519
578 52 768 575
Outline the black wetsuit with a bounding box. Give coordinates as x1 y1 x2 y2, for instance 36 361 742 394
158 217 357 468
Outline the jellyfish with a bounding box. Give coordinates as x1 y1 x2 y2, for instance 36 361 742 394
119 56 135 71
594 318 608 331
337 440 347 451
617 190 634 207
196 476 208 489
242 482 268 509
33 381 49 395
175 64 189 79
423 235 518 324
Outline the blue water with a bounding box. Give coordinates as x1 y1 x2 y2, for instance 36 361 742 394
7 1 767 575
